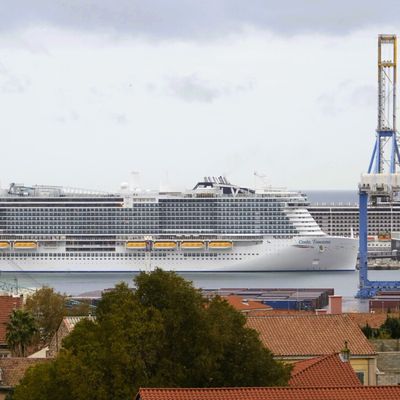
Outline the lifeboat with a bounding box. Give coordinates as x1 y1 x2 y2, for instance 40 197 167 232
181 241 205 249
208 241 233 249
0 242 10 249
126 241 147 249
14 241 37 249
153 241 177 249
378 232 391 241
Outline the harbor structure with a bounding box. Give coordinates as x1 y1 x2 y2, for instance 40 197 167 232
357 35 400 297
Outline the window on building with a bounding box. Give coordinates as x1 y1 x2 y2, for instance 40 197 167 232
356 371 365 384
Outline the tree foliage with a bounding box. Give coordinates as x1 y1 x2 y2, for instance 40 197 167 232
6 309 37 357
25 286 91 347
25 286 66 346
13 269 291 400
361 323 378 339
361 315 400 339
380 316 400 339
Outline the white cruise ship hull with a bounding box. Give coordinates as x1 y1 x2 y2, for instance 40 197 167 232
0 236 357 273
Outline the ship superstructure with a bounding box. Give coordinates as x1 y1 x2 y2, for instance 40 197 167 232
308 202 400 238
0 178 357 272
308 201 400 252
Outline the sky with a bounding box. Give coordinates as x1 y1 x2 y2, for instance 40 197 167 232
0 1 399 192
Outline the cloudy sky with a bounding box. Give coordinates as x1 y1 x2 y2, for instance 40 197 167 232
0 1 399 192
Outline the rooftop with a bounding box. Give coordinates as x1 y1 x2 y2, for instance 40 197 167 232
0 358 49 387
62 316 94 333
137 386 400 400
346 312 392 329
0 296 23 344
223 295 272 313
246 314 376 357
290 353 361 387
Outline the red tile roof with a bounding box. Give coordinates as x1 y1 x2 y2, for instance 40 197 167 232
0 358 49 387
346 312 393 329
63 316 95 333
223 295 272 313
246 315 376 357
289 354 361 387
137 386 400 400
260 310 314 315
0 296 23 344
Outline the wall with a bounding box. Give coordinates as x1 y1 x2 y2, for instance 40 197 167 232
349 357 376 385
371 339 400 352
376 351 400 385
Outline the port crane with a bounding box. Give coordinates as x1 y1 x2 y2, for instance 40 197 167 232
357 34 400 298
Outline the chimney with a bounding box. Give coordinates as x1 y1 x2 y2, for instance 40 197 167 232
328 295 342 314
340 341 350 362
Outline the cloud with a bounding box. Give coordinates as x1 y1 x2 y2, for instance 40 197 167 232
111 113 128 125
317 82 376 116
1 1 400 39
350 84 376 108
167 75 222 103
166 75 253 103
0 62 30 94
54 109 80 124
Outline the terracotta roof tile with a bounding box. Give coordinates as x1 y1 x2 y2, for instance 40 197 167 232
261 310 314 315
246 315 376 357
223 296 272 313
289 354 361 387
137 386 400 400
346 312 393 329
63 315 94 332
290 358 322 376
0 296 23 344
0 358 49 387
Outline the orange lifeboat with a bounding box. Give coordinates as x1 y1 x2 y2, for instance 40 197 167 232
153 242 177 249
181 241 205 249
126 241 147 249
0 242 10 249
14 241 37 249
208 241 232 249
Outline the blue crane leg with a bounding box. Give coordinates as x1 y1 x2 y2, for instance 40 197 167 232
358 190 369 296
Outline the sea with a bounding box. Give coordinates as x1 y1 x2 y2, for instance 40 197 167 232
0 190 398 311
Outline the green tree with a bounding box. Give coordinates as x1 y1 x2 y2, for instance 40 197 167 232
25 286 66 346
380 316 400 339
25 286 91 348
361 322 377 339
65 299 91 317
6 309 37 357
205 297 289 386
13 357 71 400
13 269 291 400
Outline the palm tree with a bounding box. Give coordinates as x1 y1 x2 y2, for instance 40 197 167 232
6 309 37 357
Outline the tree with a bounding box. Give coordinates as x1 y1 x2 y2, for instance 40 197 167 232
380 316 400 339
6 309 37 357
13 269 291 400
361 323 377 339
13 357 71 400
25 286 91 347
25 286 66 346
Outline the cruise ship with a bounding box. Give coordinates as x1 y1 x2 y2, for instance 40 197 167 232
308 201 400 252
308 202 399 238
0 178 357 272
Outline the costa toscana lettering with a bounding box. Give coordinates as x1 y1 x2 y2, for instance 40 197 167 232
298 239 331 245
